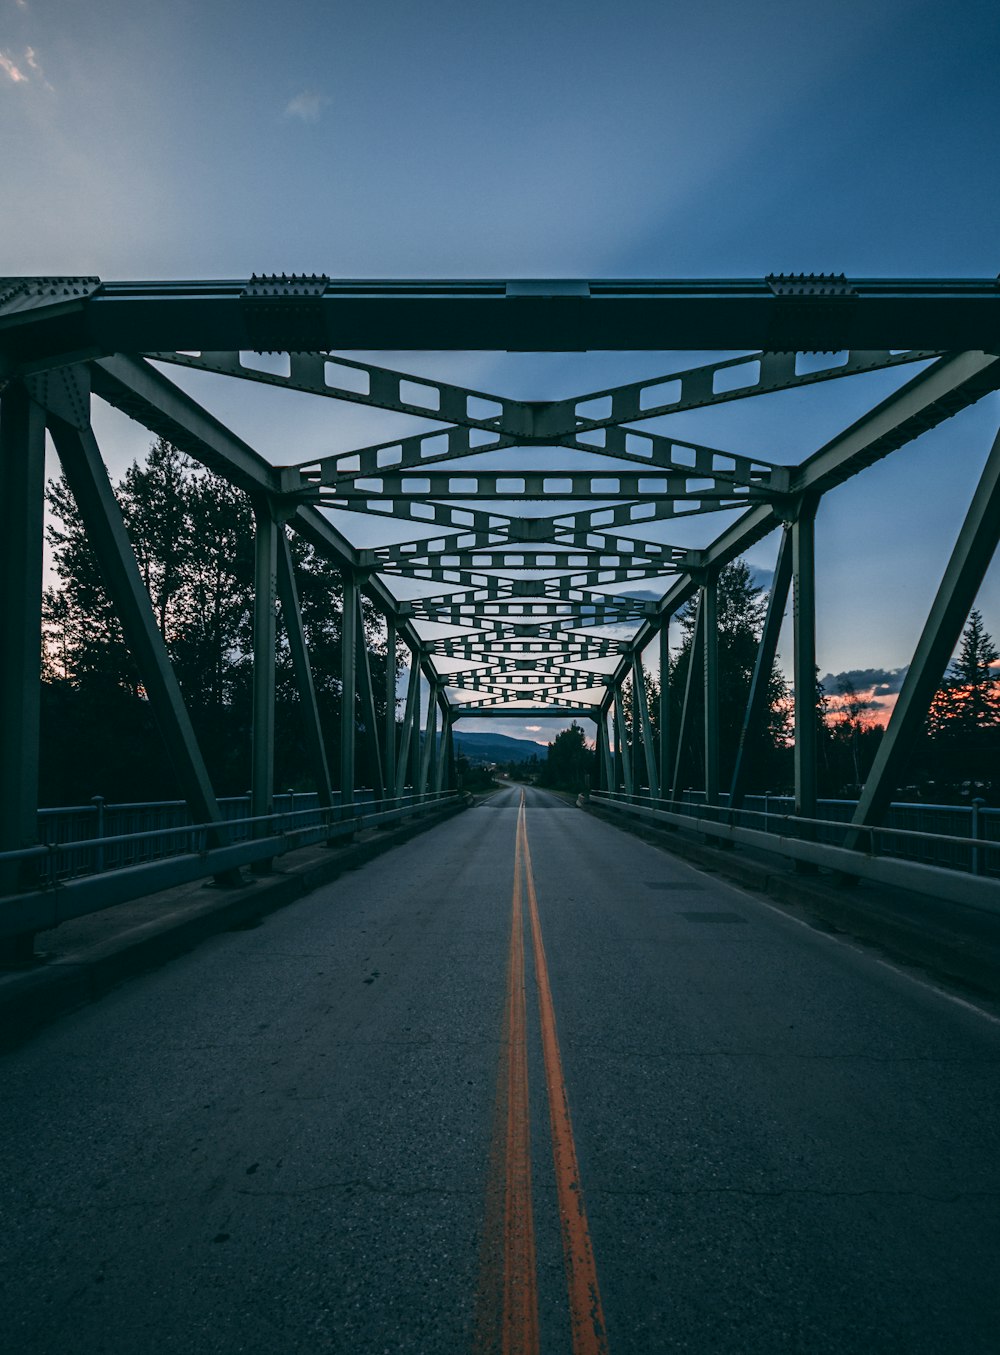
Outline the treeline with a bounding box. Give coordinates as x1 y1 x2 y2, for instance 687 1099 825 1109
41 438 392 805
545 562 1000 803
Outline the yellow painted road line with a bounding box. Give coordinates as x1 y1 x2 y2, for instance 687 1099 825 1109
475 788 539 1355
519 796 609 1355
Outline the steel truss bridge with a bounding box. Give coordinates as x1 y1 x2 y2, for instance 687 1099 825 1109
2 274 1000 946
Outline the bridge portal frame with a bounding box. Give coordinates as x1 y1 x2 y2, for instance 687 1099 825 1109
2 274 1000 936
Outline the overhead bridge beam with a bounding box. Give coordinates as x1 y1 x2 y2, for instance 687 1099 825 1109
4 276 1000 361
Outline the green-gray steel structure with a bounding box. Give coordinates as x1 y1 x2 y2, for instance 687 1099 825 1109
2 274 1000 931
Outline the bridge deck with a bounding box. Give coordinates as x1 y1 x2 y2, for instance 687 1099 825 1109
2 787 999 1353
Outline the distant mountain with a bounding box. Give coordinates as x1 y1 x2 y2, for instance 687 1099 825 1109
452 731 548 766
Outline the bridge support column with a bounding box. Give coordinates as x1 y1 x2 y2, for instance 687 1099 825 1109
417 681 438 798
46 386 231 866
730 527 792 813
433 702 450 793
792 499 819 835
673 588 704 802
395 648 421 799
614 687 633 798
597 712 613 792
703 571 720 807
355 590 385 801
340 570 357 812
659 619 671 800
0 383 46 935
846 424 1000 847
632 646 659 799
385 617 397 803
276 527 333 814
251 501 277 866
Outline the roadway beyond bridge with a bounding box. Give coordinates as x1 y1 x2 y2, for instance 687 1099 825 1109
2 788 999 1355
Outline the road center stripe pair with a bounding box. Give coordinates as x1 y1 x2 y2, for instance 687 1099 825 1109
477 790 608 1355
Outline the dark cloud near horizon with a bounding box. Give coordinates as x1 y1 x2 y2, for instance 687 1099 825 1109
820 666 909 697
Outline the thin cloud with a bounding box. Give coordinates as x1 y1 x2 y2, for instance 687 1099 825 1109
284 89 326 123
0 49 28 83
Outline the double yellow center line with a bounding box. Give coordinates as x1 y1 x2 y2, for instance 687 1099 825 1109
477 789 608 1355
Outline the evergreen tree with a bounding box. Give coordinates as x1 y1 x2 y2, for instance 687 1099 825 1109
668 559 790 792
539 722 595 793
39 437 392 803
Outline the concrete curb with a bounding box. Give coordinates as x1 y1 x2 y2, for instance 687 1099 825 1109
583 801 1000 1002
1 801 467 1052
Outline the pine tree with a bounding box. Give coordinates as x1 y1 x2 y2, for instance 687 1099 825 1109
668 559 790 791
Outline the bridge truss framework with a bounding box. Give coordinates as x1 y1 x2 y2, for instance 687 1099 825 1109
2 274 999 900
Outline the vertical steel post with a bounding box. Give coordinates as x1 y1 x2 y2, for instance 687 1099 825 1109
417 682 437 798
385 617 397 802
792 500 819 822
632 647 659 799
434 701 450 793
612 700 622 791
846 426 1000 845
395 651 421 798
673 590 704 800
598 713 613 792
659 619 671 800
354 591 385 801
340 570 357 811
614 687 633 798
275 527 333 809
251 501 277 851
0 383 46 911
730 527 792 810
703 571 720 806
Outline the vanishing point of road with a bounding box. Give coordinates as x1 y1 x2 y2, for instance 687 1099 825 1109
2 786 999 1353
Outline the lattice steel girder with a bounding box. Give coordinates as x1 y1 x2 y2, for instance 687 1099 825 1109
447 705 599 720
297 426 514 485
446 675 605 698
299 423 777 487
366 537 694 570
449 691 601 712
314 470 782 502
533 349 936 437
429 637 628 657
409 597 649 620
6 276 996 367
87 356 439 675
374 563 680 586
406 575 657 606
599 349 1000 713
145 350 530 437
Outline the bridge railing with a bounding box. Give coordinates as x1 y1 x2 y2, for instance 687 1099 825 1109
0 789 463 942
669 791 1000 876
35 791 365 883
590 791 1000 910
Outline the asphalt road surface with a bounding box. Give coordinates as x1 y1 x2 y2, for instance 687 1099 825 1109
2 785 999 1354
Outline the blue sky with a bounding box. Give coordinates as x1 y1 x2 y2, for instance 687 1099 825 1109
4 0 999 740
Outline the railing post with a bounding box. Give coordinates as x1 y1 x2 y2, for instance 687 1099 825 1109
91 796 106 874
972 798 985 876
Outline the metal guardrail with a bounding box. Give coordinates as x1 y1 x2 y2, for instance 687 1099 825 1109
617 790 1000 878
590 791 1000 912
0 791 463 941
